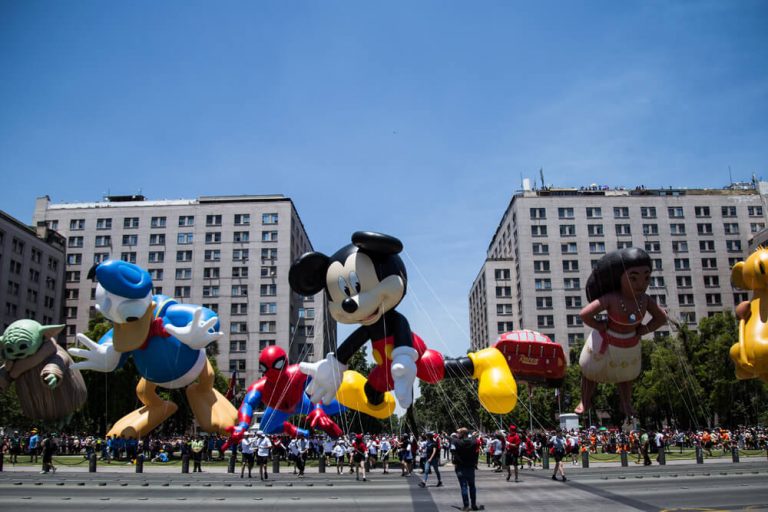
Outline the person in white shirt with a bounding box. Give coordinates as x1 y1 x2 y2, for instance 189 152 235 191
240 433 255 478
380 437 392 474
367 437 380 470
332 441 346 474
256 431 272 480
288 438 300 475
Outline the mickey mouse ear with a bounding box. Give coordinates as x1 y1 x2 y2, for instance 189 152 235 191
351 231 403 255
289 252 331 296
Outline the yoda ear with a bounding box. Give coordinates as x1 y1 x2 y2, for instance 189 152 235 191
731 262 747 290
39 324 66 340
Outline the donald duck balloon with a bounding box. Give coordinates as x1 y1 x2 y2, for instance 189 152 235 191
69 260 237 438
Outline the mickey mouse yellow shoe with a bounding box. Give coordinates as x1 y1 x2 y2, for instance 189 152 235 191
335 370 396 419
468 347 517 414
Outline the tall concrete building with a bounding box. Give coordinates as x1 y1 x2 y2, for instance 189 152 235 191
0 210 66 331
33 194 335 389
469 183 765 353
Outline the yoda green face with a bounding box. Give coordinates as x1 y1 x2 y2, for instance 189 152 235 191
1 320 64 360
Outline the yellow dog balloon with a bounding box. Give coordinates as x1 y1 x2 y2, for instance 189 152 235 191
731 247 768 383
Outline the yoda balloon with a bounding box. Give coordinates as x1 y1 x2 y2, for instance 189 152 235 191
0 320 87 421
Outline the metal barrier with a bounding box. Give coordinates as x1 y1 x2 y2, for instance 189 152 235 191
620 451 628 467
319 455 326 473
581 450 589 468
89 452 97 472
542 450 549 470
136 454 144 473
273 457 280 474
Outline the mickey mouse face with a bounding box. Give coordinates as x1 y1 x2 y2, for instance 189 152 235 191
326 252 405 326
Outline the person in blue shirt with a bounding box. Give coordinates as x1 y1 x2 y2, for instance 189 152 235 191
28 429 40 463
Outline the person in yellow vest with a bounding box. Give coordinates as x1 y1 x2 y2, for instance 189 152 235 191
191 435 205 472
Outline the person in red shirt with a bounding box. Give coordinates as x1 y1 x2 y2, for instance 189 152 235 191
505 425 521 482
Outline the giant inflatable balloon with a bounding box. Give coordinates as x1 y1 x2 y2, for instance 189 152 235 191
0 320 87 421
289 231 517 416
730 248 768 383
68 260 237 438
224 345 344 449
575 247 667 418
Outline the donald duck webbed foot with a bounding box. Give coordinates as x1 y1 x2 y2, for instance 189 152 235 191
335 370 395 419
468 347 517 414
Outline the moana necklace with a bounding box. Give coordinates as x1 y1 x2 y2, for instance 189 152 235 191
619 295 646 323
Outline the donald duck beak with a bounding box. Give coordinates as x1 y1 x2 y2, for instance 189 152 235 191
112 302 155 352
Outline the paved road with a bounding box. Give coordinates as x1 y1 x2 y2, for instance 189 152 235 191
1 461 767 511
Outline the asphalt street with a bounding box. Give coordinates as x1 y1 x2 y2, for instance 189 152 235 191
1 460 767 511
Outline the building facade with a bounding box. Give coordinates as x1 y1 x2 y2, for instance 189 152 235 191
0 210 66 332
32 194 336 389
469 184 765 353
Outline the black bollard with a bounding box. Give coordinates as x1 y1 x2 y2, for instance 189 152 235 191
136 454 144 473
319 455 326 474
657 448 666 465
227 453 236 474
581 450 589 468
181 454 190 473
272 457 280 474
542 450 549 470
695 446 704 464
732 447 740 463
89 452 97 472
0 451 4 472
620 451 628 467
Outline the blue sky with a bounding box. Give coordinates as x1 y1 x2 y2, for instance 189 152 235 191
1 1 767 358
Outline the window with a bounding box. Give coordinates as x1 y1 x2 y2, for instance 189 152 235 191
205 232 221 244
531 225 547 237
589 242 606 254
230 340 247 353
173 268 191 281
203 267 220 279
642 224 658 236
231 303 248 315
298 307 315 319
678 294 695 306
615 224 631 236
232 284 248 297
233 248 249 261
676 275 692 288
723 223 739 235
496 286 512 298
568 333 585 345
726 240 742 253
148 268 163 280
586 207 602 219
120 252 136 263
560 224 576 237
233 266 249 278
641 207 656 219
204 250 221 262
65 306 78 318
617 241 633 249
68 236 84 248
259 302 277 315
178 215 194 227
229 359 246 372
564 277 580 290
674 258 690 271
752 222 766 233
65 288 79 300
721 206 737 218
148 251 164 263
262 213 278 224
96 218 112 230
536 296 553 309
67 253 82 265
206 214 222 226
530 208 546 219
734 292 749 305
233 231 250 243
230 322 248 334
699 240 715 252
645 241 661 253
69 219 85 230
122 234 138 246
497 322 515 334
532 243 549 255
261 230 278 242
149 233 165 245
234 213 250 225
672 241 688 253
202 303 219 313
703 275 720 288
65 270 80 283
681 311 696 325
694 206 711 217
567 314 583 327
565 296 582 309
558 207 574 219
650 294 667 307
494 269 511 280
259 339 276 350
533 260 550 273
729 257 741 268
31 247 42 264
261 248 277 261
497 303 514 315
176 250 193 262
203 285 219 297
151 216 166 228
537 315 554 328
670 223 686 235
587 224 604 236
702 257 717 270
561 242 577 254
9 260 22 274
749 206 763 217
12 237 25 255
177 232 193 245
613 207 629 219
562 260 579 272
260 284 277 296
668 207 684 218
534 279 551 291
652 258 663 271
650 276 665 288
259 321 277 333
697 223 713 235
123 217 139 229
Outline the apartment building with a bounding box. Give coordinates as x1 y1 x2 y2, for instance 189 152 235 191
32 194 335 388
469 183 765 353
0 210 66 331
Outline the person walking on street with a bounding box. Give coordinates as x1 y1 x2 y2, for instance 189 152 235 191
640 428 652 466
419 433 443 488
452 428 484 511
353 433 367 481
505 425 521 482
255 431 272 480
550 429 567 482
380 436 392 474
40 433 57 474
296 432 309 477
190 435 204 472
240 432 255 478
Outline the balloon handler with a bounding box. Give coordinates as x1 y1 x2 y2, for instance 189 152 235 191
731 247 768 383
575 248 667 418
69 260 237 438
289 231 517 419
0 320 87 422
224 345 345 449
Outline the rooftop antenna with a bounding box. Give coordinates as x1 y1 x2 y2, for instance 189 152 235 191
540 168 545 189
729 166 733 186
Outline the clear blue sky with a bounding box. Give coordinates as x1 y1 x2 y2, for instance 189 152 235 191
2 1 767 357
